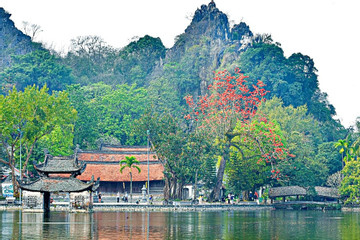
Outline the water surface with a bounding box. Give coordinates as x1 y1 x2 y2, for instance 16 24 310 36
1 210 360 239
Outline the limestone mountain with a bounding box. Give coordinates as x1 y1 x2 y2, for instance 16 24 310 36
0 2 345 141
0 8 41 70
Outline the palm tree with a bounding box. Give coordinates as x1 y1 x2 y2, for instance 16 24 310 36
334 136 353 166
120 156 141 203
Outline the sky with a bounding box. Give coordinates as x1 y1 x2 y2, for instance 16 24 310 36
1 0 360 128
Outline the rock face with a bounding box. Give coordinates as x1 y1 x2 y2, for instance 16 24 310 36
185 1 230 41
150 1 254 101
0 8 39 70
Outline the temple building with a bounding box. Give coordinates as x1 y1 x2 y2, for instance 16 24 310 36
18 153 99 212
76 145 165 196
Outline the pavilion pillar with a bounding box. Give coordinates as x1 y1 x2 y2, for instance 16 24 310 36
44 192 51 212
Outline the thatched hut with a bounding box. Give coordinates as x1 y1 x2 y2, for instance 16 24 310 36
269 186 307 202
314 187 339 199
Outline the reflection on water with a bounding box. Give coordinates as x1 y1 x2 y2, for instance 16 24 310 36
1 210 360 239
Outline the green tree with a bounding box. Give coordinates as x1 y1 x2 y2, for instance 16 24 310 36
135 110 216 200
64 35 117 85
335 136 360 204
119 156 141 203
339 155 360 204
258 97 332 187
0 85 77 193
115 35 166 87
0 50 73 92
66 82 147 148
96 84 147 145
66 84 100 149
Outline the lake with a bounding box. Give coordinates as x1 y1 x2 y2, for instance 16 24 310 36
1 210 360 239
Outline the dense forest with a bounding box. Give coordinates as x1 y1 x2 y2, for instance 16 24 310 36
1 2 359 202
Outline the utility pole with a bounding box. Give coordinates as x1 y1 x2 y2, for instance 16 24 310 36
147 130 150 202
18 129 22 204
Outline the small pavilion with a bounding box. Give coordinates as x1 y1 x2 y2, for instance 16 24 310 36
18 152 99 212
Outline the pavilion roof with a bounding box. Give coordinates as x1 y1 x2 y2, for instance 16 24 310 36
19 176 99 193
34 154 85 174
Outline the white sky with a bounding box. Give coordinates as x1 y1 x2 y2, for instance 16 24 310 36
1 0 360 128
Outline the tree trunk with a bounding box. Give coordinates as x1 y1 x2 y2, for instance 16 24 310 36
211 154 227 201
170 178 177 199
163 176 170 200
175 181 183 200
211 140 231 201
130 172 133 203
11 165 18 197
22 142 35 175
193 169 198 201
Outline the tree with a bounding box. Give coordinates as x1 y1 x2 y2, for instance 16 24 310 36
21 21 43 41
135 110 216 200
65 35 117 85
0 50 74 92
66 82 147 148
185 69 289 200
0 85 77 193
115 35 166 87
119 156 141 203
335 135 360 204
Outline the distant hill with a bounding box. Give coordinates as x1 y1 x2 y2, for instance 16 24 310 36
0 7 41 70
0 2 345 141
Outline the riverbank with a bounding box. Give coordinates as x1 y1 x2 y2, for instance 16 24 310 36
92 202 274 212
0 200 349 212
0 201 273 212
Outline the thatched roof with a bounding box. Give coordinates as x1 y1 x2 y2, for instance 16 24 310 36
269 186 307 198
314 187 339 199
269 186 340 199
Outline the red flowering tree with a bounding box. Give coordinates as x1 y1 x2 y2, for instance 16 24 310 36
185 69 290 200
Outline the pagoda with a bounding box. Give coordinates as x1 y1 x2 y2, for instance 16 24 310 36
18 151 99 212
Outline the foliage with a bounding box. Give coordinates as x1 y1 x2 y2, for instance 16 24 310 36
0 50 73 92
119 156 141 174
185 69 290 200
336 136 360 204
340 159 360 205
135 110 216 200
0 85 77 191
258 97 334 187
226 117 288 192
64 35 117 85
115 35 166 87
326 171 343 188
67 82 147 148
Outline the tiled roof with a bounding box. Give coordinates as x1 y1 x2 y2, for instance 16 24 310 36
78 152 158 162
101 145 150 152
19 177 97 192
77 163 164 182
35 155 85 174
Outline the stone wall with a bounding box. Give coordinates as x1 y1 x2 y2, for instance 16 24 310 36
23 191 43 212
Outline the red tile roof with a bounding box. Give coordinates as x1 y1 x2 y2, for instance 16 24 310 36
77 163 164 182
78 152 158 163
101 145 149 152
76 146 164 182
